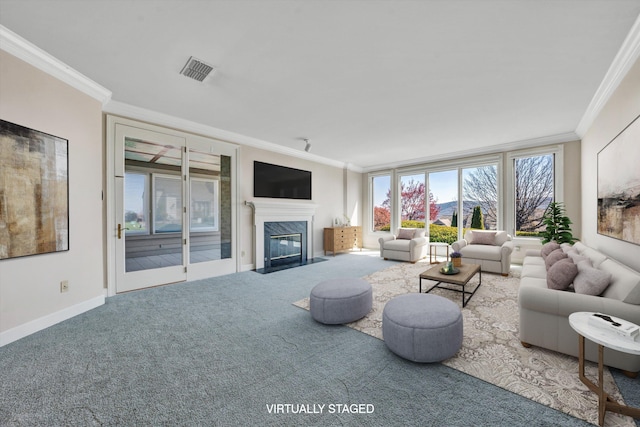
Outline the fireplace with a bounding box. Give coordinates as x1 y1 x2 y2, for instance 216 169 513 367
246 200 318 272
264 221 306 269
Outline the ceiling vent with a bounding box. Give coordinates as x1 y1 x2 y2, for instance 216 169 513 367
180 56 215 82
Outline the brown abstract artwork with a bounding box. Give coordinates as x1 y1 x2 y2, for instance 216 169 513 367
597 114 640 246
0 120 69 259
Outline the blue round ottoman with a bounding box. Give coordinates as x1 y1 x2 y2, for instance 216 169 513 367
310 278 372 325
382 293 463 362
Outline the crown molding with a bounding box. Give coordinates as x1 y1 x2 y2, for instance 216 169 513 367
361 131 579 173
575 15 640 137
104 100 353 170
0 25 112 105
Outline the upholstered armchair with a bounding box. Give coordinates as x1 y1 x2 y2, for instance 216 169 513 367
378 228 428 263
451 230 514 275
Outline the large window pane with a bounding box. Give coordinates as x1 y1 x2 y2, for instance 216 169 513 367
463 165 498 230
372 175 391 231
399 174 426 229
190 178 218 232
124 172 148 234
153 175 182 233
515 154 554 236
428 170 458 243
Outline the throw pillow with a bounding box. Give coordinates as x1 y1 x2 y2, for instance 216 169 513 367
547 258 578 290
545 248 568 270
541 241 561 259
396 228 415 240
470 231 496 245
568 251 592 266
574 262 612 296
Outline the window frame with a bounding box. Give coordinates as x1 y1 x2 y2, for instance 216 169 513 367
506 145 564 239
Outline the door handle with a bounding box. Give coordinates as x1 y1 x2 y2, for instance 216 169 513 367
117 223 129 239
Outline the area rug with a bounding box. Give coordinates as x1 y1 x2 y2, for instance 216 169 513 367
293 261 635 427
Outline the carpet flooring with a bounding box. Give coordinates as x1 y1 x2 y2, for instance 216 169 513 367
294 259 635 426
1 251 638 426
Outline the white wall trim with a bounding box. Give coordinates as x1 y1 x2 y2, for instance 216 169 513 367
576 14 640 137
0 25 112 105
0 295 105 347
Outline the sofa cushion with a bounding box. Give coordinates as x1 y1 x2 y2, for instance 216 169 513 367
545 249 568 270
574 261 611 296
383 239 412 251
581 247 608 269
396 228 415 240
460 244 502 261
470 231 496 245
541 242 561 259
547 258 578 290
522 263 547 280
494 231 510 246
600 259 640 304
414 229 426 238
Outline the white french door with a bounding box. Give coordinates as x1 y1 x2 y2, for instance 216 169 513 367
110 118 236 294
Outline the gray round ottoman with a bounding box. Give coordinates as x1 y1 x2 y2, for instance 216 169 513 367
310 278 372 325
382 293 463 362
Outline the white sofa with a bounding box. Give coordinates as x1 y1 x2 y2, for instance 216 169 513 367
451 230 514 276
378 228 428 263
519 241 640 374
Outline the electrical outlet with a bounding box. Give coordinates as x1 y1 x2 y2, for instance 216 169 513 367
60 280 69 293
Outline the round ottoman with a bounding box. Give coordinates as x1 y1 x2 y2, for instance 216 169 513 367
382 293 463 362
309 278 372 325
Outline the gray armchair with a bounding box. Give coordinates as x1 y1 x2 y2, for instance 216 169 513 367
378 228 428 263
451 230 514 275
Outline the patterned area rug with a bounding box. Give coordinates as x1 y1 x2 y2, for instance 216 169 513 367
293 260 635 426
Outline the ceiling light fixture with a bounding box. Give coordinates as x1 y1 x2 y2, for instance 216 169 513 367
303 139 311 152
180 56 215 82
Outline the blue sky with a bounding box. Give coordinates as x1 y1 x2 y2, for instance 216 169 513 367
373 170 459 207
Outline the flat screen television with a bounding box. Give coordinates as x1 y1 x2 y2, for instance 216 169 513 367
254 161 312 200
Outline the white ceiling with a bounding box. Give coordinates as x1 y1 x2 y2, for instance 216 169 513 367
1 0 639 171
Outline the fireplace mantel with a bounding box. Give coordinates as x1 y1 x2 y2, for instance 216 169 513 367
246 200 318 270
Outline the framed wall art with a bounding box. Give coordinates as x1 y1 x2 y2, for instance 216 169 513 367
597 114 640 246
0 119 69 259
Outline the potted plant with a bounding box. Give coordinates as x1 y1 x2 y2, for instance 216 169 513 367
540 202 576 245
451 251 462 267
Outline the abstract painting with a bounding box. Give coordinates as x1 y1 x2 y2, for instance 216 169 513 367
0 119 69 259
597 114 640 245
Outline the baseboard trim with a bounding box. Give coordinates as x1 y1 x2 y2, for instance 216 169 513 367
0 295 105 347
240 263 255 272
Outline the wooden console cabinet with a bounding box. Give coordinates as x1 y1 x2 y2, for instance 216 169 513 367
323 226 362 256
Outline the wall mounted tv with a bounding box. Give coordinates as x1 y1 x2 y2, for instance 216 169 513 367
254 161 312 200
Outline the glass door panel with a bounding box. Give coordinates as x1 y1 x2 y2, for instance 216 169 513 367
188 148 220 264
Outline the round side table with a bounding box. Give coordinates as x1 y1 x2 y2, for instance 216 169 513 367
569 312 640 426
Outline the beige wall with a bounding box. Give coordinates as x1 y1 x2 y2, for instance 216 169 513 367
0 51 105 337
581 56 640 271
238 145 346 268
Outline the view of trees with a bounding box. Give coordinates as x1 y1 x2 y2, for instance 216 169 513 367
372 154 553 238
379 179 439 224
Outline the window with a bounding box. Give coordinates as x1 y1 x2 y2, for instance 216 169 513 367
514 154 554 237
372 174 391 231
463 165 498 230
399 174 426 228
153 174 182 233
428 170 458 243
190 178 218 232
124 172 148 234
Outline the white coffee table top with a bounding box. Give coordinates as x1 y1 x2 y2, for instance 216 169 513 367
569 312 640 355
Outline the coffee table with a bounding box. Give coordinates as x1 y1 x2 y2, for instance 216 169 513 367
569 312 640 426
419 262 481 307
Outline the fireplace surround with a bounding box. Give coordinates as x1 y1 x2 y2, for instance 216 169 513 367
246 200 319 272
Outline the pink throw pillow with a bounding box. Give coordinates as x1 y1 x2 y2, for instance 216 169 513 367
547 258 578 290
470 231 496 245
545 248 568 270
396 228 415 240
